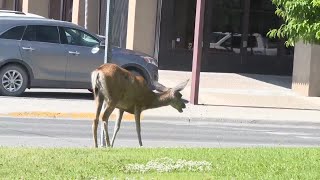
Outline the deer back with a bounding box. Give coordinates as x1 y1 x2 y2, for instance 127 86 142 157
93 64 156 112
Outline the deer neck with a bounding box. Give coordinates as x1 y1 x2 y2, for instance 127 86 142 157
145 91 172 110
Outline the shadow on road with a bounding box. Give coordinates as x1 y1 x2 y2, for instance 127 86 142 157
21 92 93 100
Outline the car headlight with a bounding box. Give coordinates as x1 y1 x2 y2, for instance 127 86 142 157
141 56 158 67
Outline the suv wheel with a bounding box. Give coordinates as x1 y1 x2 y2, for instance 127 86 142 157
0 65 28 96
129 70 144 78
129 70 153 89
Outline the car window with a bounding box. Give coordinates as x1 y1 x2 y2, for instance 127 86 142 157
231 36 242 48
248 35 257 48
210 32 226 43
221 35 242 49
22 25 60 44
60 27 99 47
221 37 232 47
0 26 26 40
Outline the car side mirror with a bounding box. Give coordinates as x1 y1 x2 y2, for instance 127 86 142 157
99 41 105 47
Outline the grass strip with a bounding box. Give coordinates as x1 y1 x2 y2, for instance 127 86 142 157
0 147 319 179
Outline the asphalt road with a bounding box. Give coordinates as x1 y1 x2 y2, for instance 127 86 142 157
1 117 320 148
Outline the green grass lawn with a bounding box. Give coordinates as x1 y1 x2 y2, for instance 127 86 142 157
0 148 320 179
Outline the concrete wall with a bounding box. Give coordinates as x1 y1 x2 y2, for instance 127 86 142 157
22 0 50 18
292 41 320 96
126 0 158 56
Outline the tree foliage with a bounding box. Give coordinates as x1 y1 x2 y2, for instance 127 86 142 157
267 0 320 46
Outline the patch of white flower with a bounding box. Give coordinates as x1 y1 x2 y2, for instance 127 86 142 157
124 157 212 173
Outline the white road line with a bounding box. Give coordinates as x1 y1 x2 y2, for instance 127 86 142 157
266 132 311 136
296 136 320 140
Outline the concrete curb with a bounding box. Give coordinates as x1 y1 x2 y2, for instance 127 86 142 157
0 111 136 121
1 111 320 126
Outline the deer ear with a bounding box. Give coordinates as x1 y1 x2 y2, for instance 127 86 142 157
173 79 189 92
153 81 169 92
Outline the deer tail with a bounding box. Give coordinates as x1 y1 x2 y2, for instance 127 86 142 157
91 70 100 98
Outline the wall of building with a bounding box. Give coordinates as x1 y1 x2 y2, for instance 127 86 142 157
126 0 158 56
22 0 50 18
72 0 98 33
0 0 17 10
292 42 320 96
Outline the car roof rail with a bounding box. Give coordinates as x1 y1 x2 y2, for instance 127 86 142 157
0 10 26 15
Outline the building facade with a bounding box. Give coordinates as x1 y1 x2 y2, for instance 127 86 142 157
0 0 294 75
159 0 294 75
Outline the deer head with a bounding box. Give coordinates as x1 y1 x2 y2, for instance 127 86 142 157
154 79 189 113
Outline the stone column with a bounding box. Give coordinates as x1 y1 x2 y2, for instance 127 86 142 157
126 0 158 56
292 41 320 97
72 0 99 33
22 0 50 18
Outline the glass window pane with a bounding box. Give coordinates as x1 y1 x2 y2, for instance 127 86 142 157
248 0 293 56
0 26 25 40
22 25 60 44
171 0 196 50
61 27 99 47
208 0 244 54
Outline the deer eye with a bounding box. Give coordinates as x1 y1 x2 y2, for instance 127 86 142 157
174 91 182 98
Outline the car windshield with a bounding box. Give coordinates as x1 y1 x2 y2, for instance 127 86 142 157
210 32 227 43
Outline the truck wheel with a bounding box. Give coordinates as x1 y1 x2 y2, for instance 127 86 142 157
0 65 28 96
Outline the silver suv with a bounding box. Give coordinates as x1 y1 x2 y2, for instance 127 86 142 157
0 17 158 96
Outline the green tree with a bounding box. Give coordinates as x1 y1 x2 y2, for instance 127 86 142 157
267 0 320 46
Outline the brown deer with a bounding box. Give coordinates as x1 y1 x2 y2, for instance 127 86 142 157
91 63 188 148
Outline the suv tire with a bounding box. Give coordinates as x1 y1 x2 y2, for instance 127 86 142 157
0 64 28 96
129 69 153 89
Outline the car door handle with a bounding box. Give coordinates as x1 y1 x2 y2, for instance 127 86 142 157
68 51 80 56
22 47 35 51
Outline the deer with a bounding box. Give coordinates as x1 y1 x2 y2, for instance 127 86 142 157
91 63 189 148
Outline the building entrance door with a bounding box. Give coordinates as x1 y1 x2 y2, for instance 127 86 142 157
202 0 246 73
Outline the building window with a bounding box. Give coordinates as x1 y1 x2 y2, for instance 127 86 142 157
98 0 128 48
207 0 244 54
49 0 73 22
14 0 22 11
0 0 22 11
170 0 196 50
248 0 293 56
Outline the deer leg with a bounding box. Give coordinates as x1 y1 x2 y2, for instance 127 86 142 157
101 101 116 147
110 109 124 147
134 107 143 147
92 93 104 148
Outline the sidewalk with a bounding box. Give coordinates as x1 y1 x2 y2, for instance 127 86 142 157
146 70 320 123
0 70 320 123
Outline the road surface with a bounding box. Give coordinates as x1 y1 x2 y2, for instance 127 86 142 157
1 117 320 148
